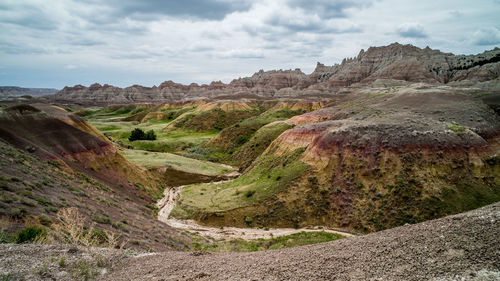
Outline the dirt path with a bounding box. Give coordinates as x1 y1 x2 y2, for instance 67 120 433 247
156 183 355 240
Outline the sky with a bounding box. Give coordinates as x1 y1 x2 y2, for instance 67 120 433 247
0 0 499 89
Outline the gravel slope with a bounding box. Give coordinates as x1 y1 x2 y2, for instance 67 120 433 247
105 202 500 281
1 203 498 280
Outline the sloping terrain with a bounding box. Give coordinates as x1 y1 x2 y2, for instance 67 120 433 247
0 139 190 251
202 100 324 166
163 100 264 133
0 104 163 194
0 104 204 251
2 202 497 280
172 85 500 231
104 202 497 280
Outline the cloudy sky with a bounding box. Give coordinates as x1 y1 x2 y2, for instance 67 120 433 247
1 0 499 89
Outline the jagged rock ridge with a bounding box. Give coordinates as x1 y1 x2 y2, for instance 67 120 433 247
49 43 500 103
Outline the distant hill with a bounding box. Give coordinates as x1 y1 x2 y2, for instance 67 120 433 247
0 86 59 97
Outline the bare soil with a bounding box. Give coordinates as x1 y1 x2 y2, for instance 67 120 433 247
103 202 500 280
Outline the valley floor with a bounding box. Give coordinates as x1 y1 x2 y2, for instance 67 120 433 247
157 183 355 240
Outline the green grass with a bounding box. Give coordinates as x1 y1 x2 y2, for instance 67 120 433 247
121 148 233 176
169 108 261 132
193 231 343 252
75 105 149 120
447 123 466 133
88 114 217 153
232 121 293 169
193 108 305 163
171 147 309 218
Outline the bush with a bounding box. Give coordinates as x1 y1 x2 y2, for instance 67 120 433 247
92 215 111 224
145 130 157 140
245 190 256 198
129 128 145 141
244 216 253 226
128 128 156 141
15 226 45 243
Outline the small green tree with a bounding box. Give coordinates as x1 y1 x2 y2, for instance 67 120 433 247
145 130 157 140
129 128 146 141
129 128 156 141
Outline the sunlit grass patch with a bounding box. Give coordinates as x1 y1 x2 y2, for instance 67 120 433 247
121 148 233 176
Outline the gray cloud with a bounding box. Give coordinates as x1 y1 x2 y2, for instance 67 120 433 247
1 0 499 89
289 0 373 18
472 27 500 46
0 41 50 55
0 4 57 30
98 0 252 20
396 23 427 38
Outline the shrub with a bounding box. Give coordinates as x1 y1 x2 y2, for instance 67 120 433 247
53 207 97 247
128 128 156 141
15 226 45 243
92 215 111 224
145 130 157 140
58 256 66 267
245 190 256 198
129 128 145 141
39 214 52 226
244 216 253 226
91 229 108 244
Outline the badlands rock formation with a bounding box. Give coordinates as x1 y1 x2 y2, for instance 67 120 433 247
173 84 500 232
0 104 163 191
48 43 500 103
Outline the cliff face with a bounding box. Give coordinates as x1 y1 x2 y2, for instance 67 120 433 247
313 43 500 87
48 44 500 103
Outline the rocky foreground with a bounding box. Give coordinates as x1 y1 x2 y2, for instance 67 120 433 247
103 202 500 280
2 202 497 280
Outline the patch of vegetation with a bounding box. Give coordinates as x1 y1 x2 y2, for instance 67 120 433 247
128 128 157 141
15 226 46 243
145 203 159 217
447 123 466 133
92 215 111 225
245 190 256 198
76 105 148 119
171 108 261 132
160 106 196 121
171 147 309 218
0 230 14 243
121 148 232 176
233 121 293 169
193 231 343 252
201 108 304 163
484 155 500 166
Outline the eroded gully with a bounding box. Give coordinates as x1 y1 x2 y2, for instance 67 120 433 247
156 180 355 240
